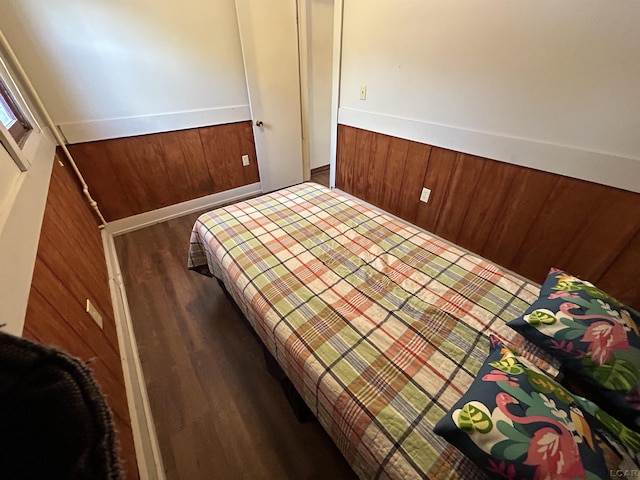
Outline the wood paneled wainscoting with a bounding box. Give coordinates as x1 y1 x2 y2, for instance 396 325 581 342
68 121 260 221
24 152 139 479
336 124 640 310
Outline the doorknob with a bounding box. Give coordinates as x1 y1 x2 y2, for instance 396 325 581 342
255 120 264 127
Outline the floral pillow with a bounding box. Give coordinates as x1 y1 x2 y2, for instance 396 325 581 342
507 268 640 431
433 336 640 480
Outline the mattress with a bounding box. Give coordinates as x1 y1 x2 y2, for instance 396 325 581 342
188 183 554 479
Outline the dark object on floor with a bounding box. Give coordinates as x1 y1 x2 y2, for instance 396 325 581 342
263 349 315 423
0 330 122 480
216 278 315 423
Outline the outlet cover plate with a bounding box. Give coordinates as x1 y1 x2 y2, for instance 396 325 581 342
86 299 103 329
420 187 431 203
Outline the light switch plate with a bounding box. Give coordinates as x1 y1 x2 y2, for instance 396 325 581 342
242 154 250 166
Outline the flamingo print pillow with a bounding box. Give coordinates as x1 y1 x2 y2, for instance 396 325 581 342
507 268 640 431
433 336 640 480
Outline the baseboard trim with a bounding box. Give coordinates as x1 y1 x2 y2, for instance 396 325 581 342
338 107 640 194
102 231 166 480
105 183 263 237
59 105 252 144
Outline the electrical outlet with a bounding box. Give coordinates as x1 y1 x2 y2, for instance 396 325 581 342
86 299 103 329
359 85 367 100
242 154 250 166
420 187 431 203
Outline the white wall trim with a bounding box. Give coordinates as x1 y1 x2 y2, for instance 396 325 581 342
338 107 640 194
58 105 252 144
0 131 55 336
328 0 344 189
297 0 311 182
102 231 166 480
0 55 44 171
105 183 262 237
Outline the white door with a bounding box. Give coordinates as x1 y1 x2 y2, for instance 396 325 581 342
235 0 304 193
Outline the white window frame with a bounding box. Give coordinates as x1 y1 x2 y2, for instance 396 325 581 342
0 56 44 171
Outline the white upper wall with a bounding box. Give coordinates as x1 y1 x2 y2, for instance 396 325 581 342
0 0 250 142
339 0 640 192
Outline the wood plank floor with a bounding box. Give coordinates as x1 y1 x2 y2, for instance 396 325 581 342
114 178 355 479
310 166 329 188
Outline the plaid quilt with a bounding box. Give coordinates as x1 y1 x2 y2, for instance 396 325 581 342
188 183 555 480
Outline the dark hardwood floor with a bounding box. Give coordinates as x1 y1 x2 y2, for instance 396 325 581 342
114 173 354 480
310 165 329 188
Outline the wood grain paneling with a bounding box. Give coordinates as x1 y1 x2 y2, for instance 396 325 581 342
69 121 260 221
510 176 607 282
597 230 640 308
24 153 139 479
415 147 456 233
336 125 640 310
435 152 485 244
381 136 410 214
366 133 391 208
397 142 431 223
558 187 640 282
455 159 518 253
480 168 559 268
335 123 357 193
351 128 374 200
199 122 260 192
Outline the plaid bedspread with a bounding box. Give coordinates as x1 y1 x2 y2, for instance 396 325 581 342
188 183 554 480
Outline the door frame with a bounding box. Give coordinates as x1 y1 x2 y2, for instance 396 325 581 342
328 0 343 189
297 0 311 182
234 0 342 188
299 0 341 184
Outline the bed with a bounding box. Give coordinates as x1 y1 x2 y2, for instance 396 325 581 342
187 182 556 479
